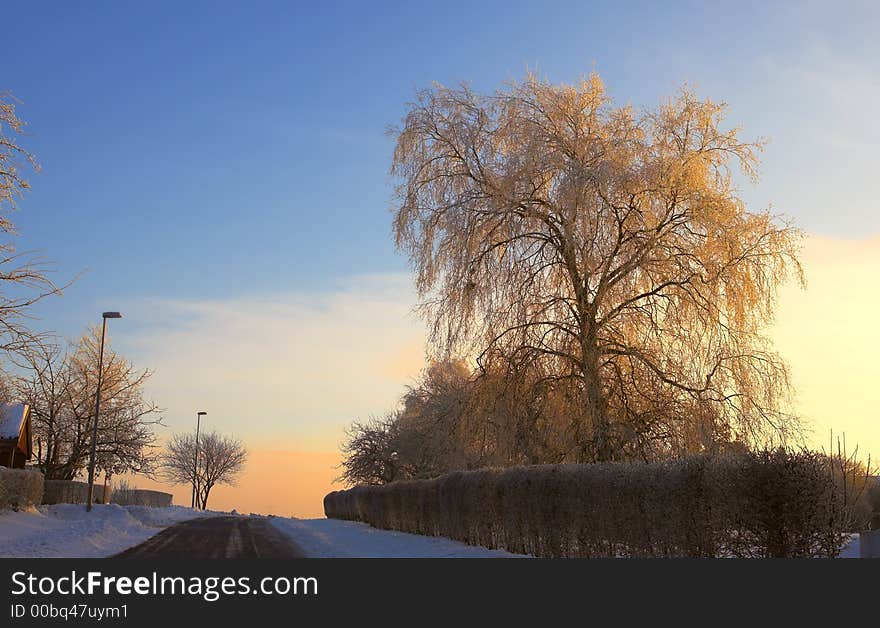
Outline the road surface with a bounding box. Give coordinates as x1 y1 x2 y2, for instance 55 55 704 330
114 516 307 558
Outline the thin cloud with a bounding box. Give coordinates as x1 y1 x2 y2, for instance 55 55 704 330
116 274 426 451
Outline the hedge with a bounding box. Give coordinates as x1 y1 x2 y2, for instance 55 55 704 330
111 489 173 507
324 450 852 557
0 468 45 511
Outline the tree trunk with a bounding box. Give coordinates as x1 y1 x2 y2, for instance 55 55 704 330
585 364 610 462
581 324 610 462
200 483 213 510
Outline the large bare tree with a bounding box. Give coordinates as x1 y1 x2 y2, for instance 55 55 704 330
13 327 163 480
391 73 803 462
162 430 247 509
0 93 64 355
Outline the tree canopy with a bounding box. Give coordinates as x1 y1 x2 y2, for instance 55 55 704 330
390 73 803 462
162 430 247 510
13 327 163 480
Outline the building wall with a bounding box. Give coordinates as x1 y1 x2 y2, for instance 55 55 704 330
0 443 26 469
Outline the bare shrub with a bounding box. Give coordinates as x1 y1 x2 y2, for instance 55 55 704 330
113 477 135 494
866 478 880 530
825 435 875 532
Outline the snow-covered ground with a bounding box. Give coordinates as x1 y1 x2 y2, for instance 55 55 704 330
270 518 867 558
1 505 865 558
269 517 527 558
0 503 217 558
839 534 860 558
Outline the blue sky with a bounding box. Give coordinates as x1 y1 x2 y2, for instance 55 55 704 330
2 2 879 503
7 1 877 318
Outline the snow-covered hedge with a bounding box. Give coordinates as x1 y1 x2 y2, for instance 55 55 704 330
324 450 853 558
0 468 44 511
111 489 172 507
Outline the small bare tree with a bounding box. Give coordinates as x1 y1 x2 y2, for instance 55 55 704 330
162 430 247 510
339 415 401 486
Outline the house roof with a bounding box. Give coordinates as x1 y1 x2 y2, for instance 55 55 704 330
0 403 29 441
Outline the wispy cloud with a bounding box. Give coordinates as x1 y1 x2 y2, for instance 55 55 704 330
760 42 880 149
116 274 426 451
743 43 880 236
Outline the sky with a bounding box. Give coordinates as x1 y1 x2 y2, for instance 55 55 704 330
2 1 878 516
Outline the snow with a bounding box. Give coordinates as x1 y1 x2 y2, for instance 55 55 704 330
0 403 27 440
1 504 865 558
0 503 218 558
269 517 528 558
271 518 865 559
3 504 523 558
838 534 860 558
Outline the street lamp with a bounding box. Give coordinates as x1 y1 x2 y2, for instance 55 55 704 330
192 411 207 509
86 311 122 512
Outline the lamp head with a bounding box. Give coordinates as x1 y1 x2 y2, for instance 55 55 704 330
197 411 207 416
102 312 122 319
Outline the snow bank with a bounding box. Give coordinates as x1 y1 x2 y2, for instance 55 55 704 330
272 517 862 559
270 517 527 558
0 503 218 558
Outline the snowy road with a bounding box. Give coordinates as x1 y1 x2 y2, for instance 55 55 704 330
0 506 521 558
270 517 526 558
114 516 307 558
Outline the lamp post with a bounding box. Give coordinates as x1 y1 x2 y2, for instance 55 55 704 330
192 411 207 509
86 311 122 512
